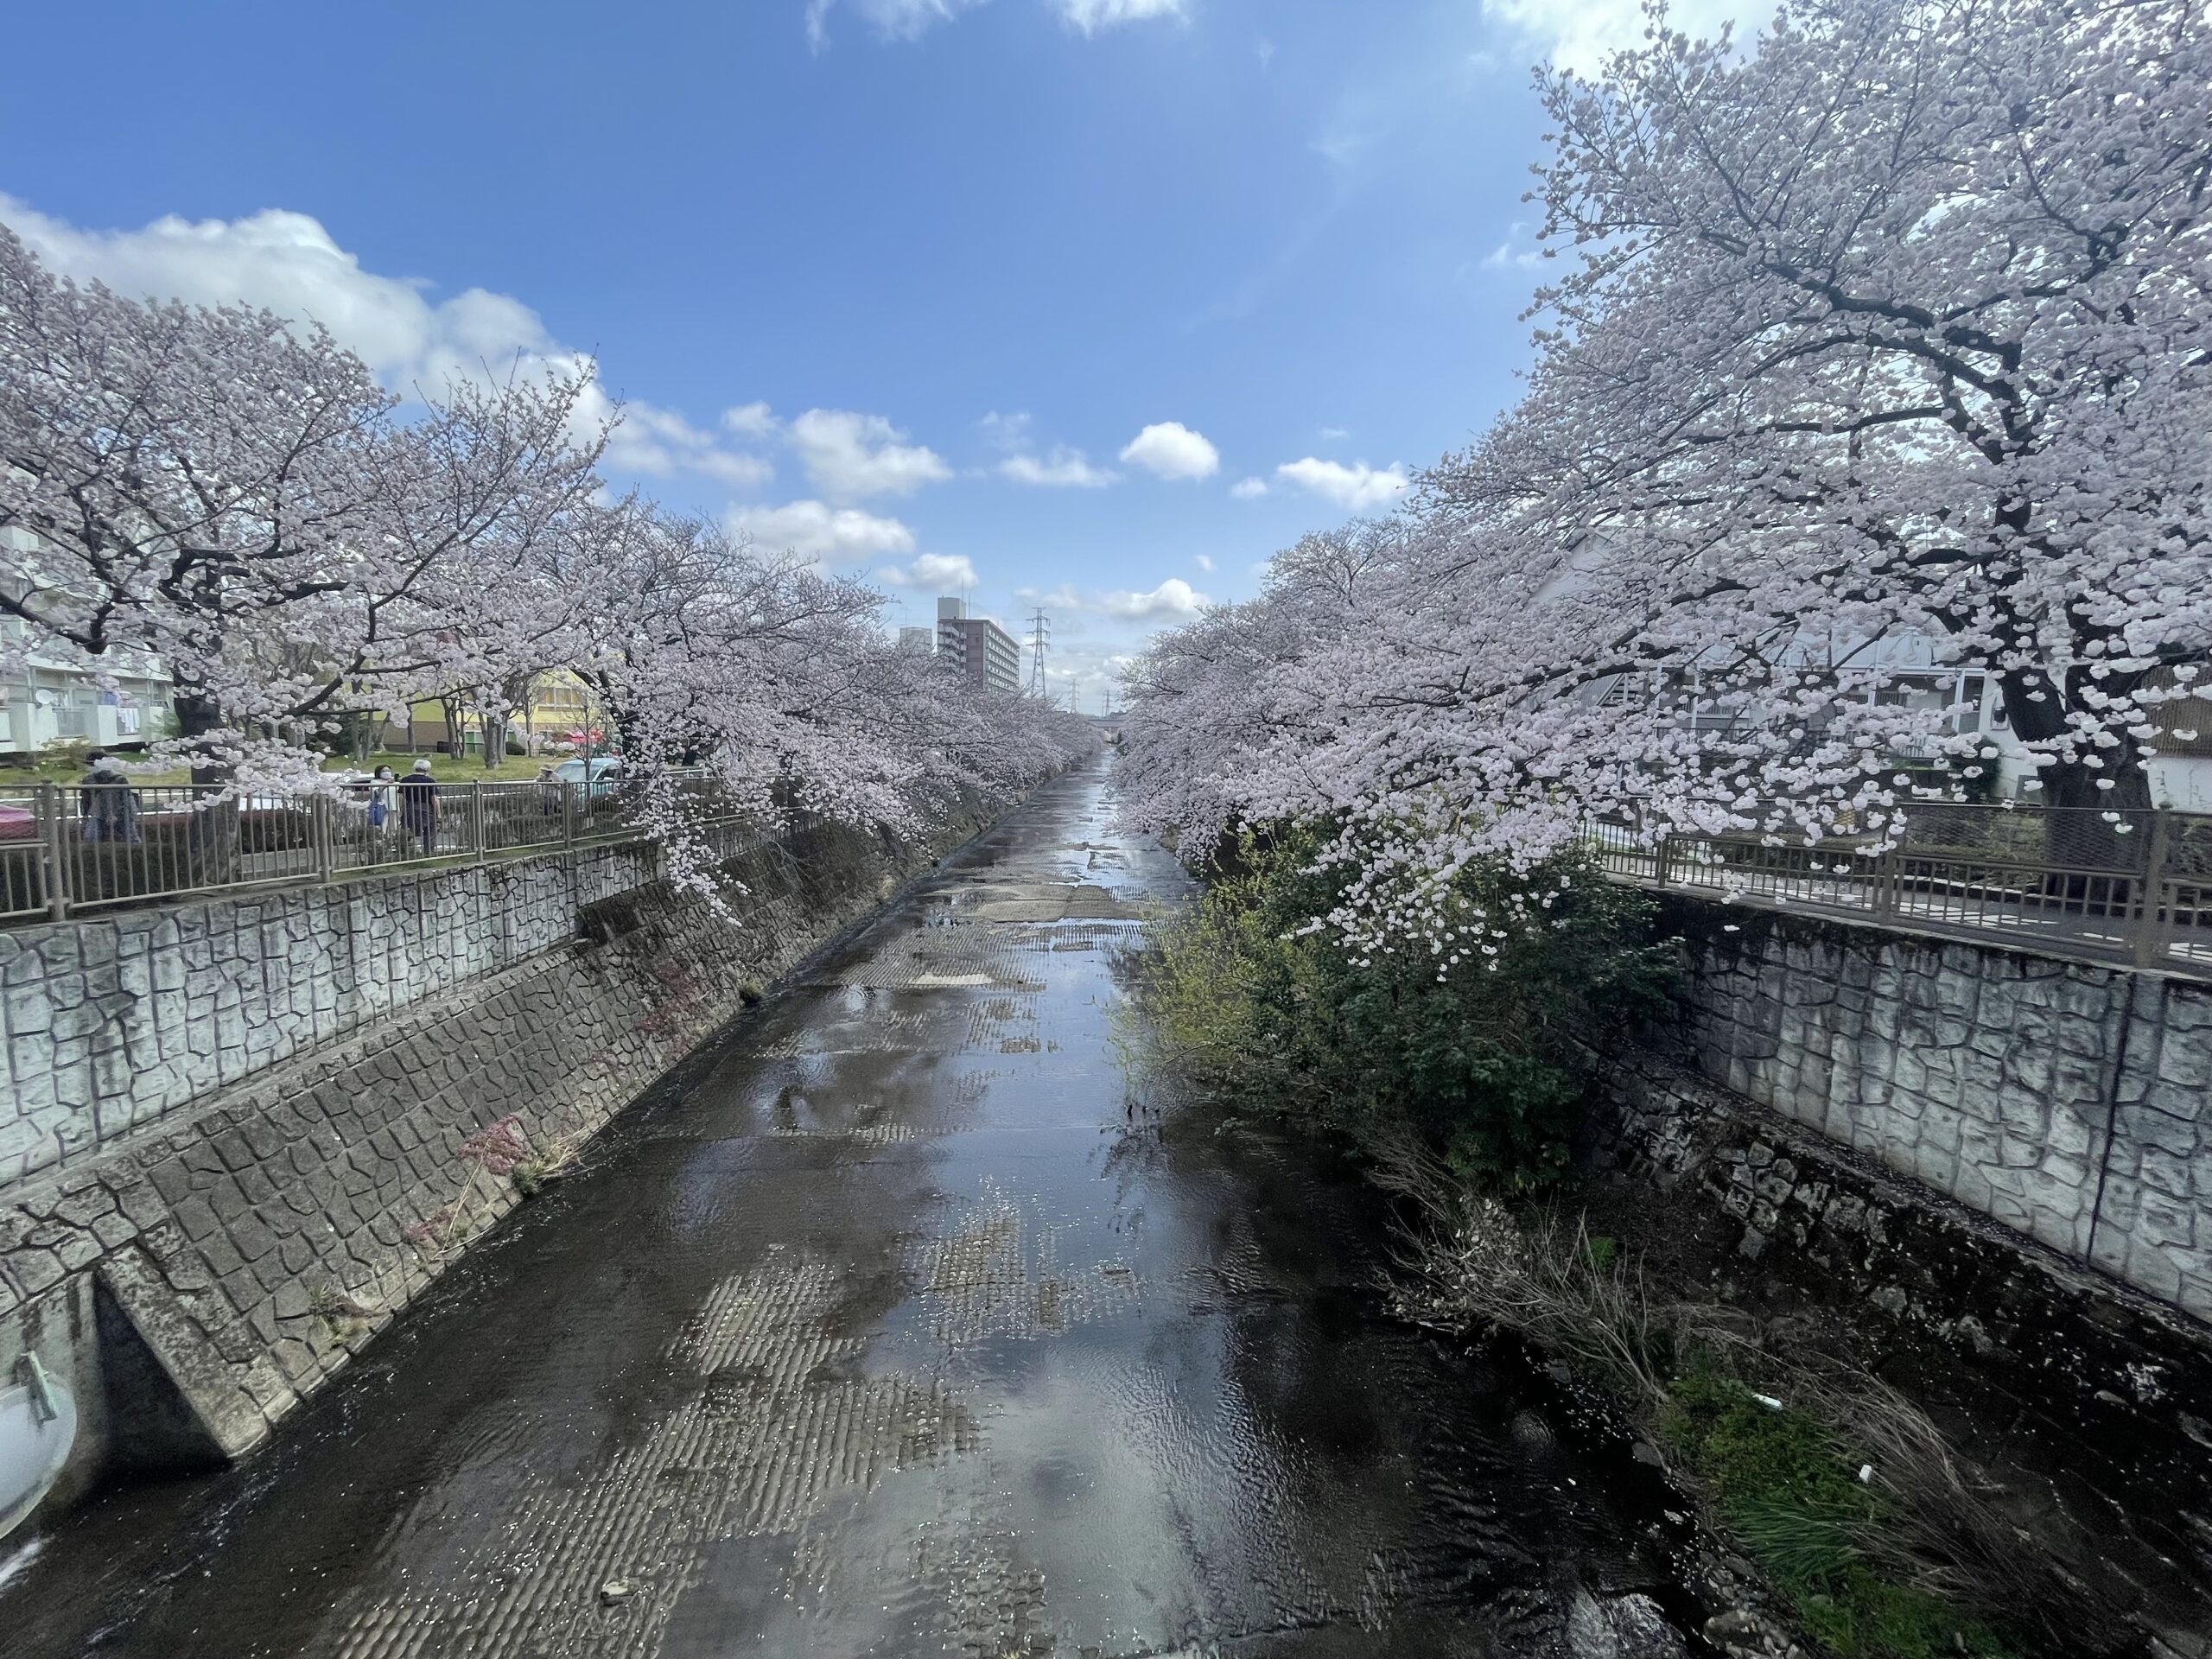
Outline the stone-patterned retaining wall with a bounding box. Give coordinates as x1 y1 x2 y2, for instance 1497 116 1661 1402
0 799 999 1519
1656 899 2212 1321
0 835 717 1187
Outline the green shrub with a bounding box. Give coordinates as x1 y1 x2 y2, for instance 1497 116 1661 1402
1141 826 1677 1186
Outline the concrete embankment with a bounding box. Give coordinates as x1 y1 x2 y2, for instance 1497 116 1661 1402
0 787 1008 1523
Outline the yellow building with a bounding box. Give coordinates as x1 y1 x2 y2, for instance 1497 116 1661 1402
402 672 603 755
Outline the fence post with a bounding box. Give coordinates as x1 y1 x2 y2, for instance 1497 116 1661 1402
39 783 67 921
563 778 576 851
312 794 334 884
2133 808 2173 969
1874 848 1900 918
1653 834 1672 889
472 781 486 863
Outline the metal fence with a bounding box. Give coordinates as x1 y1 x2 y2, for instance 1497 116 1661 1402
0 775 760 924
1582 802 2212 976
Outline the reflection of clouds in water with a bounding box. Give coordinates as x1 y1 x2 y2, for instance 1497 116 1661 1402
966 1335 1323 1650
0 1536 43 1596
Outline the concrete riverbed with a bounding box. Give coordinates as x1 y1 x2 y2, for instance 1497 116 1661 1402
2 761 1702 1656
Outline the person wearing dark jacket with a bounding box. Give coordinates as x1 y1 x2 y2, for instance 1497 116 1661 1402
78 749 109 816
79 755 142 843
398 759 440 854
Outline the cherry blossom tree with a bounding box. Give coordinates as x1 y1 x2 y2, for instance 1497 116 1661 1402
0 220 612 791
587 512 1096 890
1465 0 2212 816
1122 0 2210 963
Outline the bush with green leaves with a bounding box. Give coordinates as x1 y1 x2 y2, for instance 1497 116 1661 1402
1142 826 1677 1185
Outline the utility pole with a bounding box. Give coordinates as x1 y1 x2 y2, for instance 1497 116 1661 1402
1027 608 1050 700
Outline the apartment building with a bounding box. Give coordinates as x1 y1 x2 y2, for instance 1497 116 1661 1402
933 598 1021 695
0 527 176 757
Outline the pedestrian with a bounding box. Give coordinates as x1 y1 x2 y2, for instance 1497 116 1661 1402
398 758 439 855
365 765 397 830
79 754 142 843
77 748 109 816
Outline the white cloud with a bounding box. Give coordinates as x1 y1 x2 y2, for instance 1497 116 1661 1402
1193 553 1214 571
807 0 988 49
1311 124 1378 169
789 409 951 501
1481 0 1745 76
1274 457 1410 511
1057 0 1187 34
0 194 772 491
606 404 774 489
808 0 1181 48
1100 578 1211 620
1319 425 1351 441
980 410 1033 448
1001 446 1116 488
1230 476 1269 499
728 499 917 561
0 194 513 385
722 401 779 438
1017 577 1209 620
878 552 979 588
1119 421 1220 481
986 411 1116 487
1014 582 1086 613
1480 220 1546 270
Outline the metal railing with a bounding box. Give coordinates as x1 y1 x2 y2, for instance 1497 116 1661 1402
0 775 765 925
1583 803 2212 977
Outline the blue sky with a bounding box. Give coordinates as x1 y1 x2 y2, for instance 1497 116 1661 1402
0 0 1719 708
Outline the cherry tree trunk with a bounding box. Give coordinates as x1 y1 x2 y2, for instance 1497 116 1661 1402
172 690 243 888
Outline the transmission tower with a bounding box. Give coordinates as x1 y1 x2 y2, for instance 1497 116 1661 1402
1027 607 1051 700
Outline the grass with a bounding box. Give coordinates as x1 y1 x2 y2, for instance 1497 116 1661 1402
1659 1368 2012 1659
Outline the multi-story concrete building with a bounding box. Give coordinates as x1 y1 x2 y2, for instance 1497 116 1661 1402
0 527 177 758
934 598 1021 695
898 626 936 656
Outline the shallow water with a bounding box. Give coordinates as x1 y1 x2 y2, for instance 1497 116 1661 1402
4 759 1703 1656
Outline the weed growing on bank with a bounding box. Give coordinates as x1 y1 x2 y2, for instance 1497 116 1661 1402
1660 1371 2011 1658
1377 1165 2117 1659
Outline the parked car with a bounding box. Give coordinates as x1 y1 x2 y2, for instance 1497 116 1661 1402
551 757 624 800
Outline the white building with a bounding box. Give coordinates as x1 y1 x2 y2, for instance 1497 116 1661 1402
933 598 1021 695
0 527 176 757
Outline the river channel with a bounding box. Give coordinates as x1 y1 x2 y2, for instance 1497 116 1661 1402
3 760 1703 1656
